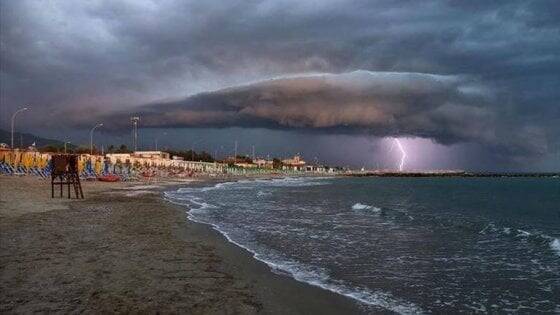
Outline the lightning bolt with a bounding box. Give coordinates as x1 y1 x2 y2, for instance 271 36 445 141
394 138 407 171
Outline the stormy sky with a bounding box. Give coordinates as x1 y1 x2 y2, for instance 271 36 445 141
1 0 559 171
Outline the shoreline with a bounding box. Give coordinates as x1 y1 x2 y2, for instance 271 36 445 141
162 177 371 313
167 177 413 313
177 208 369 315
0 176 366 314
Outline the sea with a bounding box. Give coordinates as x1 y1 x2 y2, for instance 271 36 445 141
164 176 560 314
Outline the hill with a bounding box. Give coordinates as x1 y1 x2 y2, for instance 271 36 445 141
0 129 67 149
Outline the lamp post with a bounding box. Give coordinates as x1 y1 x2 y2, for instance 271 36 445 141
64 141 71 154
131 117 140 151
89 123 103 155
11 107 28 149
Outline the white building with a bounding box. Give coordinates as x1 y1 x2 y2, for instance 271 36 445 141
132 151 170 159
282 155 306 171
253 158 274 169
105 151 226 173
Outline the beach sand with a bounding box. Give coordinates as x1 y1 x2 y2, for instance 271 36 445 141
0 176 364 314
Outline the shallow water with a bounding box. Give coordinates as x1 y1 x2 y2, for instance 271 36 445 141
165 177 560 313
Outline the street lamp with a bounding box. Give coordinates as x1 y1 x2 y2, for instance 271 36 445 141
11 107 28 149
131 117 140 151
89 123 103 155
64 141 71 154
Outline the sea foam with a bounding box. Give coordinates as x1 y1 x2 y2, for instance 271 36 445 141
550 238 560 257
352 203 381 212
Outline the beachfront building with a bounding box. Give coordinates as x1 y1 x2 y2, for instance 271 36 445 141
282 155 306 171
106 151 225 173
223 156 258 169
253 158 274 169
132 151 171 160
105 151 170 164
304 165 328 173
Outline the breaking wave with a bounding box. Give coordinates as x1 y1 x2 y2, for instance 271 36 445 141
352 203 382 212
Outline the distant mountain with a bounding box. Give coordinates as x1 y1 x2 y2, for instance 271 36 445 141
0 129 66 148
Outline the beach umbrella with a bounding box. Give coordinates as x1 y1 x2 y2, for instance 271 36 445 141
13 151 21 167
41 155 49 168
94 159 102 175
78 157 85 173
26 153 33 169
5 152 12 166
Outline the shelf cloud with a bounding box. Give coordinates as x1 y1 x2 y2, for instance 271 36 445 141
93 70 545 156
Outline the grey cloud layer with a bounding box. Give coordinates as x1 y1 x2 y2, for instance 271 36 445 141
96 71 543 156
1 0 559 160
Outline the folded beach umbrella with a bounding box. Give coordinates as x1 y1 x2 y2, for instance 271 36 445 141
104 160 110 174
94 159 102 175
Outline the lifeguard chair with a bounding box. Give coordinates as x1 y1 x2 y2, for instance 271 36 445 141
51 155 84 199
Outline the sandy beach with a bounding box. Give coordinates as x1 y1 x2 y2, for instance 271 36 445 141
0 176 364 314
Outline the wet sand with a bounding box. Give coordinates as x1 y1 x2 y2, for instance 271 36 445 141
0 176 364 314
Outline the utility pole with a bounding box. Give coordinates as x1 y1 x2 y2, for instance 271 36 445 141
234 140 238 160
252 145 255 161
131 116 140 151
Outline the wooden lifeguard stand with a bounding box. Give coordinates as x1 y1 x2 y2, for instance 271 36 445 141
51 155 84 199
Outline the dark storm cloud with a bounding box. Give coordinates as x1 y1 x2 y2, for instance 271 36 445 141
1 0 559 159
93 70 544 156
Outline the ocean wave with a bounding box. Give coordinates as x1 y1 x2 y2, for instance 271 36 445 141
479 223 560 257
352 203 382 213
261 257 422 314
352 203 371 210
257 190 271 197
199 177 332 191
201 181 239 192
195 218 422 314
164 191 217 214
549 238 560 257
